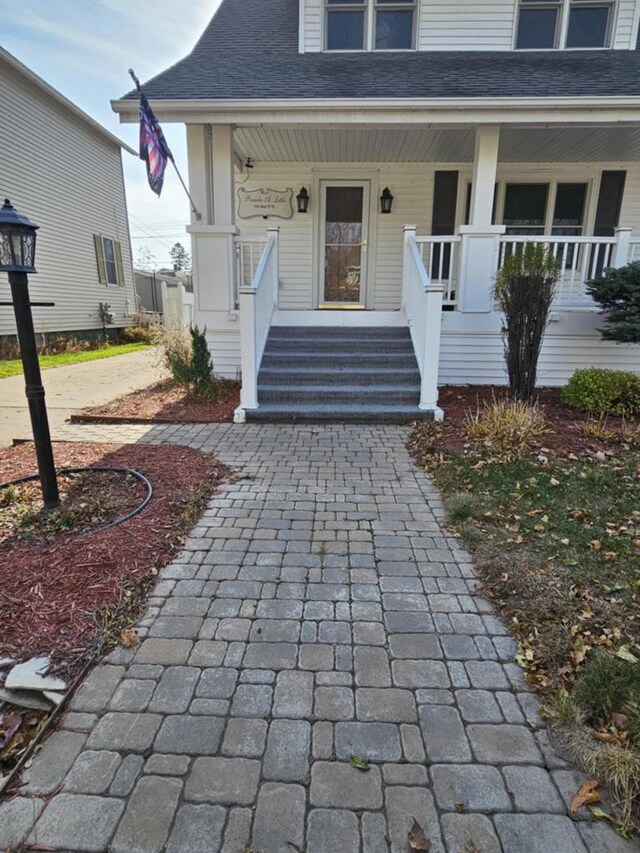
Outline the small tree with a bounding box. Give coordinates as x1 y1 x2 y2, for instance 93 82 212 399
189 325 213 394
586 262 640 344
170 242 192 274
494 243 559 403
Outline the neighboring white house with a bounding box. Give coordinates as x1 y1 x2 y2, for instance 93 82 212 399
113 0 640 421
0 47 137 341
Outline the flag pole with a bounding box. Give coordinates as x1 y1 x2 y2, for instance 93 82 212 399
129 69 202 221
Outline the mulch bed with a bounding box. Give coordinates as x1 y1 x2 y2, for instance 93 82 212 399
72 379 240 424
0 441 230 677
435 385 630 456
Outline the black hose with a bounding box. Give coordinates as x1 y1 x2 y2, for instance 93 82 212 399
0 466 153 532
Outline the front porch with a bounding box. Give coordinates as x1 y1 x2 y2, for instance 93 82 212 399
183 121 640 421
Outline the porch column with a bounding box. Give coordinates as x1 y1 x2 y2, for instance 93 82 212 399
186 124 239 324
457 126 505 313
613 226 632 267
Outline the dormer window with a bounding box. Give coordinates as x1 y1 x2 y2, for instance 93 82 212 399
516 0 615 49
325 0 416 51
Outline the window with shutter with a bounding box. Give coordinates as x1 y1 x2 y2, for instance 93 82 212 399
94 234 124 285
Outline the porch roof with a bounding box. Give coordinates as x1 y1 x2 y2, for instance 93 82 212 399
233 125 640 164
120 0 640 103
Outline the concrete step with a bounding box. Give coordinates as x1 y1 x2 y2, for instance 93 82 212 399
258 366 421 387
269 325 411 340
261 351 418 369
264 338 415 354
258 384 420 406
246 403 432 423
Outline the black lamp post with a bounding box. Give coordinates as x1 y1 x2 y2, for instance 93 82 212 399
0 199 59 508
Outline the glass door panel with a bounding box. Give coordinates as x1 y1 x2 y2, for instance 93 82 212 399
322 185 366 305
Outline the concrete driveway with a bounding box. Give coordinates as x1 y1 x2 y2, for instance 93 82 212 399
0 347 165 448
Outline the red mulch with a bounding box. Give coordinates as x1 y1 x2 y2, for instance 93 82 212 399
0 442 229 675
72 379 239 424
436 385 631 455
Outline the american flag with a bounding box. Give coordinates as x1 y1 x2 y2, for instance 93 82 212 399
138 93 171 197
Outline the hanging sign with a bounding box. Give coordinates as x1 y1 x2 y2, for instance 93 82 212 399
238 187 294 220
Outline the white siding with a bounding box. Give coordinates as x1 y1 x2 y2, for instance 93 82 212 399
419 0 517 51
613 0 640 48
0 60 135 338
302 0 323 52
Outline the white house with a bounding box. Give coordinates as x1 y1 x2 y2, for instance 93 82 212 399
113 0 640 421
0 47 137 343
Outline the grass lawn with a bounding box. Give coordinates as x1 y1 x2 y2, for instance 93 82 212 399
408 389 640 833
0 343 150 379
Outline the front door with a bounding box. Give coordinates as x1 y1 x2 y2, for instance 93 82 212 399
319 181 369 308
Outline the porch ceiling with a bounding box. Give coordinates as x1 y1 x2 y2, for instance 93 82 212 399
233 125 640 165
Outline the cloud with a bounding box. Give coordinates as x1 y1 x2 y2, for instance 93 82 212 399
1 0 222 252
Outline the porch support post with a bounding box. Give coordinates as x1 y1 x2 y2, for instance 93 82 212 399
420 282 444 421
613 226 632 267
457 126 505 313
186 123 239 323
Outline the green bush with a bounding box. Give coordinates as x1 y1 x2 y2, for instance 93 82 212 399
561 368 640 418
587 262 640 344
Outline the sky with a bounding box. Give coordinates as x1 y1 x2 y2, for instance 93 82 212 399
1 0 223 269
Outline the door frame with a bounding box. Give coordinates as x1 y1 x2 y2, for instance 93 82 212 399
313 173 377 310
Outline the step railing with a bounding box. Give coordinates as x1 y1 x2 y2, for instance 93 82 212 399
236 228 279 417
414 236 461 307
235 238 267 309
401 226 444 419
498 229 632 306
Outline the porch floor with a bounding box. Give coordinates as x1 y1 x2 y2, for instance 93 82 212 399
249 326 432 423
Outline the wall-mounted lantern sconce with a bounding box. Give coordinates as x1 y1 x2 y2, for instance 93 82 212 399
380 187 394 214
296 187 310 214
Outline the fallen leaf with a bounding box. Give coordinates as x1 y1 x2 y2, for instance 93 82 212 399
120 629 139 648
587 804 615 823
616 646 638 664
349 753 371 772
408 818 431 851
455 803 465 813
570 779 600 813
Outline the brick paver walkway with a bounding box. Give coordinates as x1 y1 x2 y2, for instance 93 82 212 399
1 424 635 852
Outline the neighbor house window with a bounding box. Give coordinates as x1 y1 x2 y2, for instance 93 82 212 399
325 0 415 50
516 0 615 49
94 234 125 286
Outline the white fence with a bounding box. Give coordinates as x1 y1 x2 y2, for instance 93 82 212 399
498 235 621 306
236 228 280 417
161 281 194 329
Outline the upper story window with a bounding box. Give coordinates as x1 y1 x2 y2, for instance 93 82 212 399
325 0 416 51
516 0 615 49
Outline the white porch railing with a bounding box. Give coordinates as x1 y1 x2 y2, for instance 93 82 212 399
235 238 267 309
236 228 279 417
402 226 444 419
415 236 461 307
498 230 632 306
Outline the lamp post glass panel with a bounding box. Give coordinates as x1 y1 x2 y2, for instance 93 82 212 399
0 199 59 508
